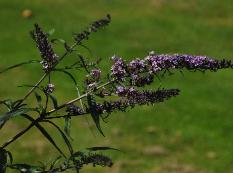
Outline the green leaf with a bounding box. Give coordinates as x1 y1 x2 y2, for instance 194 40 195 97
0 148 7 173
64 116 71 138
77 54 90 73
48 94 58 109
51 38 65 44
0 108 37 129
22 114 66 158
86 146 120 152
87 95 105 136
6 151 13 164
47 28 55 36
0 60 40 74
43 120 73 155
34 92 43 110
0 99 13 110
53 69 77 86
49 156 62 170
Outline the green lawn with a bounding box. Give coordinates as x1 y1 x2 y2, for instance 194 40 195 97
0 0 233 172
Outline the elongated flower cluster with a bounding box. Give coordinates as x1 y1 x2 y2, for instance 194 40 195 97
110 53 233 85
31 24 58 71
89 88 180 115
145 54 232 72
74 14 111 45
73 152 113 170
66 104 83 116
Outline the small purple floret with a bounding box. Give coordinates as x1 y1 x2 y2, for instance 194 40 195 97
91 69 101 80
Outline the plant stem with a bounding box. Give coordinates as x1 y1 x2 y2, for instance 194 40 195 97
46 79 115 115
44 112 88 120
2 80 115 149
2 118 39 148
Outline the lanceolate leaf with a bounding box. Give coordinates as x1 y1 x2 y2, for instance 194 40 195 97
0 99 13 110
86 146 120 152
34 92 43 110
64 116 71 138
49 156 62 170
6 151 13 164
53 69 77 86
0 60 40 74
43 120 73 155
48 94 58 109
0 108 37 129
22 114 66 158
77 54 90 73
87 95 105 136
0 148 7 173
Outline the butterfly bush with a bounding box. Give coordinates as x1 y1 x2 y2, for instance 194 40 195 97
0 14 232 173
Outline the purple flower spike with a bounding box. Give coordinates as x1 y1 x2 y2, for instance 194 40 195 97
145 54 232 72
32 24 58 72
110 54 233 83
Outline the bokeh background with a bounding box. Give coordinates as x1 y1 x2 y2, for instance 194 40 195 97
0 0 233 173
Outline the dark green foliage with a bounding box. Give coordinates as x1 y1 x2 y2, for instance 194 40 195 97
0 148 7 173
86 94 105 136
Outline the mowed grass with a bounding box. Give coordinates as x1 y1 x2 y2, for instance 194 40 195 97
0 0 233 172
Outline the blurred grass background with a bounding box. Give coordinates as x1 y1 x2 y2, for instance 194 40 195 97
0 0 233 173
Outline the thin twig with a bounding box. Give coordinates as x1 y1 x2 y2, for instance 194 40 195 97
46 79 115 115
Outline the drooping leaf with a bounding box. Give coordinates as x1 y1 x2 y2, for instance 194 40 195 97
87 95 105 136
0 99 14 110
77 54 90 73
49 156 62 170
48 94 58 109
22 114 66 158
43 120 73 155
0 148 7 173
34 92 43 110
0 108 37 129
0 60 40 74
64 116 72 138
86 146 120 152
53 69 77 86
6 150 13 164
